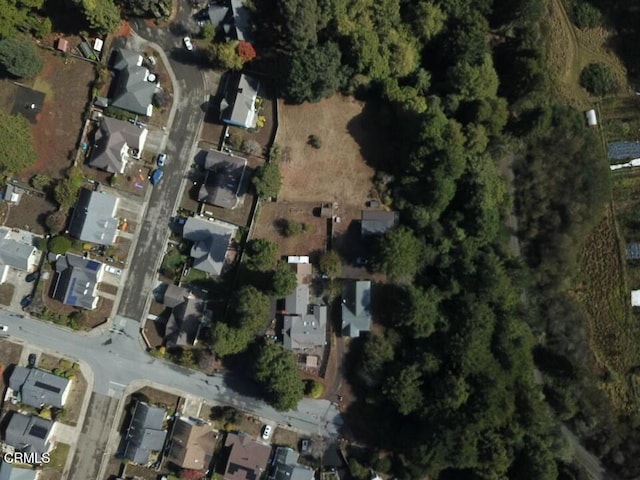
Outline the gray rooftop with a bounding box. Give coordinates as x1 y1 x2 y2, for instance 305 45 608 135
208 4 229 29
125 400 167 465
111 49 156 116
283 305 327 351
9 366 70 409
90 116 146 173
222 73 259 129
284 284 309 316
198 150 247 209
0 461 38 480
341 280 372 337
165 287 205 347
269 447 315 480
4 412 53 456
628 243 640 260
182 217 236 276
68 188 120 246
52 253 103 310
230 0 254 42
361 210 399 237
0 228 36 271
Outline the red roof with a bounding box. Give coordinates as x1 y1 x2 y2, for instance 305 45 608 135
56 38 69 52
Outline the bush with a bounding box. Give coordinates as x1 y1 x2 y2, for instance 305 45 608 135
579 63 618 96
305 380 324 398
319 251 342 278
227 133 243 150
48 236 72 255
252 162 282 198
31 174 52 191
46 211 67 234
282 219 306 237
573 3 602 29
241 139 262 156
0 36 44 78
308 134 322 149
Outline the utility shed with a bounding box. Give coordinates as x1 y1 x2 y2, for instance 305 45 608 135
632 290 640 307
586 109 597 126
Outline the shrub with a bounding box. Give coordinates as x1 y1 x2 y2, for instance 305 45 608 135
283 219 306 237
46 211 67 234
308 134 322 149
30 174 52 191
573 3 601 29
580 63 618 96
305 380 324 398
227 133 243 150
48 236 72 255
241 139 262 156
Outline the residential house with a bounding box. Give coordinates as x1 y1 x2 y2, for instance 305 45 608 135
282 261 327 351
360 210 399 237
3 412 54 456
3 184 25 205
182 217 236 276
9 366 71 409
198 150 247 209
268 447 315 480
69 188 120 246
52 253 104 310
0 228 39 284
89 116 147 174
124 400 167 465
208 4 230 32
0 461 38 480
222 432 271 480
111 48 157 116
220 73 260 129
341 280 372 337
165 416 217 470
230 0 254 41
163 285 206 347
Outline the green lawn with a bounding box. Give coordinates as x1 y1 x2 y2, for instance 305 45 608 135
47 442 70 473
600 96 640 143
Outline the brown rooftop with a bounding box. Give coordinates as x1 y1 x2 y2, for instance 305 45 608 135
223 432 271 480
166 417 217 470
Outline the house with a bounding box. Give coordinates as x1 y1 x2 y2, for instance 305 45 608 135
230 0 254 41
360 210 399 237
220 73 260 129
163 285 207 347
222 433 271 480
0 461 38 480
208 4 230 31
165 416 217 470
111 48 157 116
199 150 248 209
4 184 25 204
9 366 71 409
52 253 104 310
124 400 167 465
341 280 372 337
3 412 54 456
89 116 147 173
182 217 236 276
68 188 120 246
268 447 315 480
0 228 39 284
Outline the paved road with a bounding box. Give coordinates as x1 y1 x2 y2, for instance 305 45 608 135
118 2 209 320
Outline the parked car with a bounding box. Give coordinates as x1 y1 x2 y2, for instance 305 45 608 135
300 438 310 454
183 36 194 51
261 425 272 440
25 271 40 282
150 168 164 185
20 295 32 309
0 325 8 332
354 257 368 266
106 266 122 276
157 153 167 167
28 353 37 368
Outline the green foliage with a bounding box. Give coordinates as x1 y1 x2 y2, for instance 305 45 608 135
48 236 72 255
104 106 135 121
54 168 85 210
373 227 425 282
207 40 245 70
319 250 342 278
31 173 52 191
282 219 306 237
178 348 197 368
307 134 322 148
271 261 297 298
245 238 278 271
252 161 281 198
348 458 369 480
305 380 324 398
201 23 215 41
572 2 601 29
117 0 173 19
0 0 44 38
79 0 121 34
46 211 67 233
286 42 344 103
253 339 304 410
0 109 37 175
579 63 618 96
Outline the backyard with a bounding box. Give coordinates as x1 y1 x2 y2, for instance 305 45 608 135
0 340 23 392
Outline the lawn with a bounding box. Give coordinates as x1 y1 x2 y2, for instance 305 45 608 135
161 247 188 282
40 442 70 480
0 283 15 306
37 354 88 426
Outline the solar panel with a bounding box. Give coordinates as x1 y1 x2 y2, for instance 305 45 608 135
29 425 48 439
33 381 61 393
86 260 101 271
608 141 640 160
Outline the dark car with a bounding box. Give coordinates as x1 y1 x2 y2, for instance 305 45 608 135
28 353 37 368
150 168 164 185
25 271 40 282
20 294 33 309
354 257 368 266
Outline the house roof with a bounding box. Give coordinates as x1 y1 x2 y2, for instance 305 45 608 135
223 433 271 480
198 150 247 209
52 253 103 310
111 49 155 116
341 280 372 337
628 243 640 260
284 284 309 316
208 5 230 28
230 0 253 42
268 447 315 480
182 217 236 276
9 366 70 409
165 290 205 347
68 188 120 246
361 210 399 237
90 116 146 173
0 461 38 480
222 73 259 129
0 228 36 271
125 400 167 465
166 417 217 470
4 412 53 456
283 305 326 350
290 262 312 285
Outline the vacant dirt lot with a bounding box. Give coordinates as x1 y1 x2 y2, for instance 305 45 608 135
277 95 386 205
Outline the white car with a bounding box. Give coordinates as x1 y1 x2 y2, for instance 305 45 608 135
261 425 272 440
105 266 122 276
0 325 8 332
183 36 194 51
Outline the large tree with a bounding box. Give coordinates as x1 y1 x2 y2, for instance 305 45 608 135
253 339 304 410
245 238 278 271
0 36 44 78
373 227 426 282
286 42 344 103
0 109 37 174
79 0 121 34
271 261 297 298
252 161 281 198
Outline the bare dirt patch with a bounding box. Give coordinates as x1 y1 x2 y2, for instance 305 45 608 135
0 340 23 391
4 193 56 235
0 283 15 306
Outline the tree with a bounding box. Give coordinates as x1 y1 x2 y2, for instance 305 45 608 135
0 36 44 79
319 251 342 278
286 42 344 103
383 364 424 415
241 139 262 156
373 227 425 282
307 134 322 148
31 174 52 191
580 63 618 96
572 3 601 29
253 339 304 410
282 219 305 237
233 285 271 332
237 41 256 62
212 323 252 357
80 0 122 34
245 238 278 271
48 236 72 255
271 261 297 298
305 380 324 398
200 23 215 41
0 109 37 174
54 168 85 210
252 161 281 198
46 211 67 233
207 40 245 70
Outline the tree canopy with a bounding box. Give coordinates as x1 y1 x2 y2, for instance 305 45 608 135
252 339 304 411
0 36 44 78
579 62 618 96
252 161 282 198
78 0 121 34
0 109 37 174
271 261 297 298
245 238 278 271
373 227 425 282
